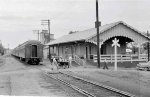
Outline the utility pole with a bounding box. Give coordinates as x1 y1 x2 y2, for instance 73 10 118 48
33 30 40 41
41 20 51 42
147 31 150 61
41 19 51 62
96 0 100 68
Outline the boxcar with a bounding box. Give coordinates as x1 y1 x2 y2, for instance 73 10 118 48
12 40 43 65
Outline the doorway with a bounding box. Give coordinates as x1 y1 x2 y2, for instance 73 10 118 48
86 46 88 59
31 45 37 57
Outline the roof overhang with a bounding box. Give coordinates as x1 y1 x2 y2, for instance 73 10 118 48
86 21 150 46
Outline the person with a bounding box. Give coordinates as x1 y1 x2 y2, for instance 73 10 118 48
68 56 72 68
59 57 63 62
103 58 109 70
52 58 58 70
50 56 54 65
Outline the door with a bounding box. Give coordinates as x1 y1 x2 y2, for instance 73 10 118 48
32 45 37 57
86 46 88 59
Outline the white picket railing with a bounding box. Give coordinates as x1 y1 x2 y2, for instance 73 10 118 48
92 54 148 63
66 54 85 66
73 55 85 66
54 53 148 65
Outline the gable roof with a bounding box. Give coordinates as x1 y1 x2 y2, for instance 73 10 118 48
46 21 149 46
14 40 43 50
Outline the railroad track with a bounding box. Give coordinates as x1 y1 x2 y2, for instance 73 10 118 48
38 68 136 97
13 58 136 97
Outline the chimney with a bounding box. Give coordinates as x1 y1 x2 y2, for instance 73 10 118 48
95 21 101 28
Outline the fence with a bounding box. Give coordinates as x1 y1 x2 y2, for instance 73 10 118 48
52 53 148 65
92 54 148 63
65 54 85 66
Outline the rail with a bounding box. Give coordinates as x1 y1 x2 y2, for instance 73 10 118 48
59 72 135 97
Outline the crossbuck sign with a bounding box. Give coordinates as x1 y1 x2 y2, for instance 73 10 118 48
112 38 120 71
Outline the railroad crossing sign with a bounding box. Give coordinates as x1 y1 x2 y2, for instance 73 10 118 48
112 38 120 47
112 38 120 71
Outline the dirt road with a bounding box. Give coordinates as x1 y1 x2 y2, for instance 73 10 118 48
0 56 83 96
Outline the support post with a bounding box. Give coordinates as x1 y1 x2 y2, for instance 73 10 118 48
147 31 150 61
110 54 112 63
58 44 59 57
49 45 51 62
138 45 140 60
71 45 73 58
120 55 122 63
96 0 100 68
131 54 132 63
53 46 54 53
112 38 120 71
148 43 150 61
114 43 117 71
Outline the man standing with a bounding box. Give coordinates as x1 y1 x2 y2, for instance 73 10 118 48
103 58 109 70
68 56 72 68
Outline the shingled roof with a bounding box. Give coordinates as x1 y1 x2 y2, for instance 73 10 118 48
46 21 148 46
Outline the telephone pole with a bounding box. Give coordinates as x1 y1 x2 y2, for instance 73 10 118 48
96 0 100 68
41 19 51 61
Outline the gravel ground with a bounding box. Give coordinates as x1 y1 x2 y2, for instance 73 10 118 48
0 56 26 73
0 75 10 95
42 59 150 97
1 56 150 97
0 56 86 96
61 67 150 97
0 56 52 96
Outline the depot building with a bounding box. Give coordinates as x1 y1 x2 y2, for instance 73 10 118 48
45 21 150 67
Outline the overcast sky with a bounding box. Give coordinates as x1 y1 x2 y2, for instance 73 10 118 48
0 0 150 49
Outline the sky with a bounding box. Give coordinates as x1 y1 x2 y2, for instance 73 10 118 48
0 0 150 49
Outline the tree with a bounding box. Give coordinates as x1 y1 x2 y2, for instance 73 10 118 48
69 31 78 34
0 44 4 55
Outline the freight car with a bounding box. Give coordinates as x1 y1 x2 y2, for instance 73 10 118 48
12 40 43 65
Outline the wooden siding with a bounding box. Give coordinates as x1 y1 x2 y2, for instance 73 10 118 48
48 23 149 60
102 40 126 54
88 24 149 46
